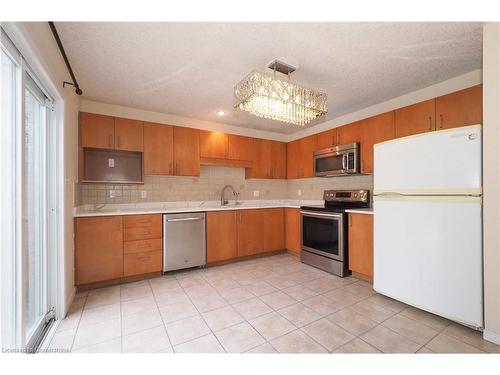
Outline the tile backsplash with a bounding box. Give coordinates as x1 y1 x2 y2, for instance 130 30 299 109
77 166 373 205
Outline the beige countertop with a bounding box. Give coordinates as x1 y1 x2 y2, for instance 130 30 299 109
73 199 324 218
345 208 374 215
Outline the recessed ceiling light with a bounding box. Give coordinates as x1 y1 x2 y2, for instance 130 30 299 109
217 110 225 116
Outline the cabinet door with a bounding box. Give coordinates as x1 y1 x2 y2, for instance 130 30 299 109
361 112 395 174
228 135 255 161
264 208 285 252
114 117 144 151
285 208 301 255
251 139 272 178
143 122 174 175
395 99 435 138
80 112 115 149
299 135 317 178
237 209 264 257
286 140 301 179
75 216 123 285
173 126 200 176
348 213 373 279
315 128 337 150
270 141 287 179
436 85 482 130
199 130 228 159
336 121 364 146
207 211 238 263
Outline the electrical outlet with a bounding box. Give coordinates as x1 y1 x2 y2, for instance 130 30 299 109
108 158 115 168
297 189 302 196
109 190 116 198
141 190 147 199
253 190 260 197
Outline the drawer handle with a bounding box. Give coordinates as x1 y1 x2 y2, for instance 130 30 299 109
137 219 150 224
137 256 151 261
137 243 151 248
138 231 150 235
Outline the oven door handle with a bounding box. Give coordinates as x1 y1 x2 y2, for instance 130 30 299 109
300 211 343 219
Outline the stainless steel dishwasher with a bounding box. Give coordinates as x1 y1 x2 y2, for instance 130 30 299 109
163 212 206 272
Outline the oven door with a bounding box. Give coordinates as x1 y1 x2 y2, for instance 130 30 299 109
300 211 344 261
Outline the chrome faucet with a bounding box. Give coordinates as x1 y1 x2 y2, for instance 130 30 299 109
220 185 240 206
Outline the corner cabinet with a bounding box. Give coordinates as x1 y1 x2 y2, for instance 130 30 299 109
75 216 124 285
348 213 373 281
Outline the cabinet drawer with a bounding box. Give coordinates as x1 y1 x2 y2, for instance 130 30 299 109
124 238 162 254
124 250 162 277
123 214 162 228
123 225 162 241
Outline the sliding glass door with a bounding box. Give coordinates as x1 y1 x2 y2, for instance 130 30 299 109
23 75 50 347
1 29 55 351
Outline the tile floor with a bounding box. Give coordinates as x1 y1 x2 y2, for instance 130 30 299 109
49 253 500 354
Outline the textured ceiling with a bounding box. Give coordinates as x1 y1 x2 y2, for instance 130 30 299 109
56 22 483 134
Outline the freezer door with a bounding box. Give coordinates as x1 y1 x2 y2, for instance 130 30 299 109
373 196 483 328
374 125 482 195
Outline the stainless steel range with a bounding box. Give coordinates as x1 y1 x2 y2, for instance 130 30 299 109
300 189 370 277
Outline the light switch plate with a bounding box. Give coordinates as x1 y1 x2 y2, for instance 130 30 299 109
141 191 147 199
109 190 116 198
108 158 115 168
253 190 260 197
297 189 302 196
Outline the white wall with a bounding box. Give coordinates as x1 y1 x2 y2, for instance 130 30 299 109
483 22 500 345
3 22 80 317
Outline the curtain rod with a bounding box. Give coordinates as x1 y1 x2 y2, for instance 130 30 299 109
48 21 82 95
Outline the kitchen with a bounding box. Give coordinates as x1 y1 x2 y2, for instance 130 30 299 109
2 8 500 371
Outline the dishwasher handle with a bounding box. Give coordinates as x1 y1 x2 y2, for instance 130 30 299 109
165 217 204 223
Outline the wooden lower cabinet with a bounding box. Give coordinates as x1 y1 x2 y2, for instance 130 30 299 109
75 216 123 285
348 213 374 280
263 208 285 252
76 214 163 286
124 250 162 277
285 208 301 255
237 209 265 257
207 208 286 263
207 211 238 263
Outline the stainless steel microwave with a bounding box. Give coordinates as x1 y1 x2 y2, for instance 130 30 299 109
313 143 359 177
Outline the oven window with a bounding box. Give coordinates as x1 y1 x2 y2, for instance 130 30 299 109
302 215 341 259
315 154 343 174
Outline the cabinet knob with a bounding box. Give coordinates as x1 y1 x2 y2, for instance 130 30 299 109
428 116 432 131
439 114 444 129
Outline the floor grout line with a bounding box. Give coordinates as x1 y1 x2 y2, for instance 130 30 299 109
149 278 175 353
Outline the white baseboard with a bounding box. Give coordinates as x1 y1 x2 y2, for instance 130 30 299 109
483 330 500 345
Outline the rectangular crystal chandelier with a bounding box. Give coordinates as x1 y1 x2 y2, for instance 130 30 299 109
234 70 327 126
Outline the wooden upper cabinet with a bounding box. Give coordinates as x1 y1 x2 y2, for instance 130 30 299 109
199 130 229 159
250 139 272 178
143 122 174 175
264 208 285 252
299 135 317 178
435 85 482 130
285 208 301 255
337 121 364 146
395 99 435 138
173 126 200 176
270 141 286 179
362 112 395 174
237 209 264 257
348 213 374 280
315 128 337 150
75 216 123 285
207 211 238 263
228 135 255 161
80 112 115 149
286 139 301 179
114 118 144 152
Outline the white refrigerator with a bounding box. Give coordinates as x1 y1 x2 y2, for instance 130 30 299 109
373 124 483 329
